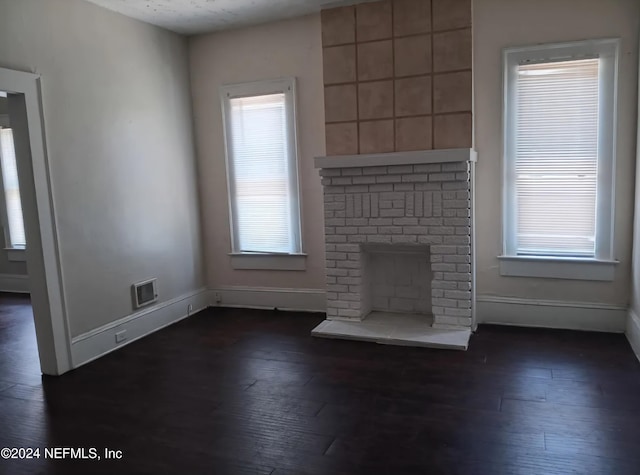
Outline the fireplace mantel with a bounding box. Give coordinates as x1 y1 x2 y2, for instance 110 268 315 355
314 148 477 169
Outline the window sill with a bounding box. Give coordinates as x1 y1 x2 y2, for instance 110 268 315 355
230 253 307 271
498 255 617 282
5 248 26 262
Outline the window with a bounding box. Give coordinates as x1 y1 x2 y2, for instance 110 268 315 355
220 78 304 270
501 39 619 280
0 126 26 250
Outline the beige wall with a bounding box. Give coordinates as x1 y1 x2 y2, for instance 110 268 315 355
474 0 639 305
189 14 326 291
0 0 204 336
630 38 640 316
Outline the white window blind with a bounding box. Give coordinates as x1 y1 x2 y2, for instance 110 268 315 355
514 58 599 257
0 128 26 248
225 85 300 254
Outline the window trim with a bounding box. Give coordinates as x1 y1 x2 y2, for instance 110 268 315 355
220 77 303 265
501 39 620 280
0 115 26 252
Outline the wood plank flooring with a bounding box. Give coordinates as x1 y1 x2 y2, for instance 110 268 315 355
0 293 639 474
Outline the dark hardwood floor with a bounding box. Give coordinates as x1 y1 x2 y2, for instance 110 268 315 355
0 293 639 474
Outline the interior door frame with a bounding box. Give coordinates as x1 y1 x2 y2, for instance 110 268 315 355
0 66 72 375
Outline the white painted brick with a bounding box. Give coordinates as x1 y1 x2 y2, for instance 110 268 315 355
457 246 471 255
377 175 402 183
326 276 337 284
342 167 363 176
430 254 443 262
338 292 360 301
414 192 423 216
327 308 338 317
326 260 336 268
346 185 369 193
388 165 413 174
455 227 471 236
394 183 415 191
369 218 393 226
348 235 367 243
414 164 441 173
445 290 471 300
338 276 361 285
348 269 362 277
418 235 442 245
325 210 335 219
367 235 392 243
436 315 472 325
444 217 470 226
370 184 394 192
336 227 358 235
401 174 429 183
349 301 362 309
456 172 469 181
420 217 443 226
443 255 470 263
380 209 405 217
321 178 332 186
325 186 346 194
443 209 457 217
415 182 442 191
319 169 342 177
429 173 456 182
456 209 470 217
333 177 352 185
326 252 347 260
353 176 376 185
456 191 471 200
444 235 470 245
457 299 472 308
340 260 361 269
392 235 417 243
392 200 405 209
338 309 361 318
444 272 471 281
405 192 414 216
326 218 345 226
326 268 348 276
362 194 371 217
379 226 403 234
457 282 472 290
432 280 458 290
326 202 346 211
443 199 470 209
358 226 377 234
433 192 442 217
442 162 467 172
371 194 379 217
346 195 354 217
362 166 387 175
379 200 393 209
431 245 458 255
429 227 454 235
457 264 471 273
394 217 419 226
443 181 468 190
432 306 444 315
432 289 444 298
346 218 368 226
432 298 458 308
326 234 347 243
336 244 360 252
444 307 472 317
432 263 456 272
353 194 362 218
404 226 430 235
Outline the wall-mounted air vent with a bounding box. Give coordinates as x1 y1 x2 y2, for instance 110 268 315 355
132 278 158 309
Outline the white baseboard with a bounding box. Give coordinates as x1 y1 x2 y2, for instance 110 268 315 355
70 288 209 368
626 310 640 362
476 295 627 333
210 286 326 313
0 273 29 293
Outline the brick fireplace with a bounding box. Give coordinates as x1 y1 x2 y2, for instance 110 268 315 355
315 149 475 339
314 0 475 348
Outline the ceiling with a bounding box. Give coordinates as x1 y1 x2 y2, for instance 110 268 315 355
85 0 364 36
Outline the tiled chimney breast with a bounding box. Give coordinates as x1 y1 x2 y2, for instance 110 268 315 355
321 0 472 155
